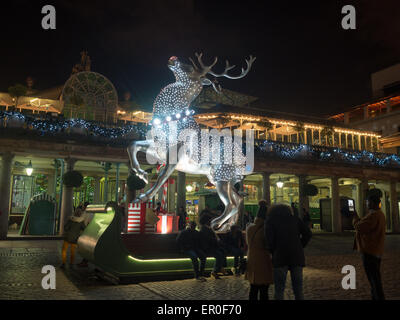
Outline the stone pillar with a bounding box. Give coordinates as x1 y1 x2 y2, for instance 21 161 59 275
390 181 400 233
331 176 342 233
93 176 102 203
176 171 186 212
261 172 271 207
115 163 120 202
357 178 368 218
47 172 56 198
168 177 176 213
298 175 308 218
0 153 15 239
59 158 77 235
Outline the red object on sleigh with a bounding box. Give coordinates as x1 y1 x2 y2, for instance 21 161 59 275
155 214 180 234
127 202 156 234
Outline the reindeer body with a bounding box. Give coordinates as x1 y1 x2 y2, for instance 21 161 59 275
128 54 256 231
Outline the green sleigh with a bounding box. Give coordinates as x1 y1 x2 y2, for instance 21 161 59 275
77 204 235 283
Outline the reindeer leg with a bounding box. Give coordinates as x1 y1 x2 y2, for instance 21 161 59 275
135 162 176 203
211 180 238 232
127 140 157 184
226 182 244 227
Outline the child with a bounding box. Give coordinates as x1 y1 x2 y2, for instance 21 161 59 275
61 206 86 268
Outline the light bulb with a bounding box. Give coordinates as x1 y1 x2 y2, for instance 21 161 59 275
175 113 181 119
166 116 171 122
26 161 33 176
153 118 161 125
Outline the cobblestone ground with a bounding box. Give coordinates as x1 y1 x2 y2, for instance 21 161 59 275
0 234 399 300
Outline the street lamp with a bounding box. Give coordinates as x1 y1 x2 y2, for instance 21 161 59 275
25 160 33 176
276 177 284 189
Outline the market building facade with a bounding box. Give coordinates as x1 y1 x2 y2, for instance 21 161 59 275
1 56 400 239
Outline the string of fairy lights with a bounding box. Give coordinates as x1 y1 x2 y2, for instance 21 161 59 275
0 111 148 139
2 110 400 168
257 140 400 168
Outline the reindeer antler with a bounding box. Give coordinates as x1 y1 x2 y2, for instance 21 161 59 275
191 53 218 77
209 55 256 79
192 53 256 80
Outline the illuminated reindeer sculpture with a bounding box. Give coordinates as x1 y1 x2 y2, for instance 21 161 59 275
128 53 256 231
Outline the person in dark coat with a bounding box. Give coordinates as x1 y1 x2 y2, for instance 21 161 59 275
198 209 227 279
177 206 188 231
176 221 207 281
265 204 312 300
61 207 86 268
222 224 245 275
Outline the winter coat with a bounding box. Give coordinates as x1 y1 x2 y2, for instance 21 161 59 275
198 225 220 254
265 209 312 268
353 209 386 257
223 230 245 249
63 216 86 244
245 217 273 285
176 228 201 252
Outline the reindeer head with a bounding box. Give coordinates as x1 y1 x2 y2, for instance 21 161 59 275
167 56 196 82
189 53 256 93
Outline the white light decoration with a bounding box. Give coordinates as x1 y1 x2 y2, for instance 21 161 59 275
186 185 193 192
166 116 171 122
276 177 284 189
161 215 168 234
153 118 161 125
175 113 181 119
26 160 33 176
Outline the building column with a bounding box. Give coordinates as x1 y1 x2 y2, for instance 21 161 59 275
168 177 176 213
47 171 56 198
357 178 368 218
331 176 342 233
390 181 400 233
59 158 77 235
0 153 15 239
261 172 271 207
176 171 186 212
115 163 120 202
93 176 102 203
298 174 308 219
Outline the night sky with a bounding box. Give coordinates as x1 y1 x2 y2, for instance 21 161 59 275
1 0 399 116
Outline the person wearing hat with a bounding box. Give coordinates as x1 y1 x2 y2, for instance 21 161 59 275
353 194 386 300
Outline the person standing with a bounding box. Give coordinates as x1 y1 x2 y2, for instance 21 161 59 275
265 204 312 300
245 200 273 300
177 206 188 231
353 194 386 300
61 206 86 268
176 221 207 282
223 224 245 276
198 209 227 279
